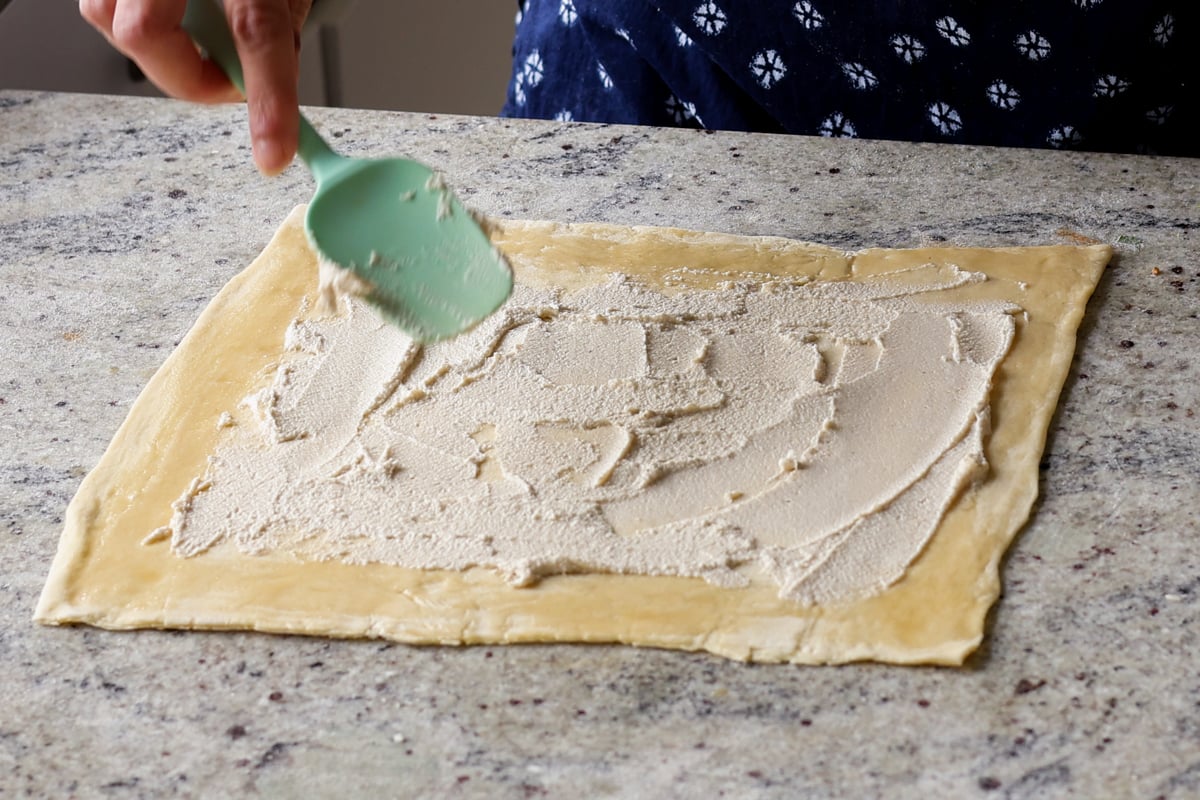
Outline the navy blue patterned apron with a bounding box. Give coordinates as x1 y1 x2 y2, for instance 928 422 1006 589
501 0 1195 156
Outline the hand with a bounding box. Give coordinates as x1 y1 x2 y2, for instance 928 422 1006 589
80 0 314 175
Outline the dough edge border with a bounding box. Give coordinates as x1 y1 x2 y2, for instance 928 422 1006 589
34 207 1111 666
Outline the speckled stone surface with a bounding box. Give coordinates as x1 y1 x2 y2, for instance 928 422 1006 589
1 90 1197 799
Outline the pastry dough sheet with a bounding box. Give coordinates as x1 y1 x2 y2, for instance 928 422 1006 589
35 208 1109 665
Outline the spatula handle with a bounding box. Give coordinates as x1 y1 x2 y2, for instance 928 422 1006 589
181 0 246 94
296 117 343 183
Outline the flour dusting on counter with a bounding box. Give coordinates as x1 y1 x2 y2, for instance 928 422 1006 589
161 263 1016 605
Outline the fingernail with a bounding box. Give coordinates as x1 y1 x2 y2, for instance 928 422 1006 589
254 138 288 176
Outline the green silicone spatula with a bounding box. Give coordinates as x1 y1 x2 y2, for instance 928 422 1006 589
182 0 512 342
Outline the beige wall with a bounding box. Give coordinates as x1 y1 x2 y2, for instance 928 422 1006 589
335 0 516 115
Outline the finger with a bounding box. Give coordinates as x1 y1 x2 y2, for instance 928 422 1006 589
225 0 302 174
289 0 314 29
104 0 241 103
79 0 118 34
81 0 238 102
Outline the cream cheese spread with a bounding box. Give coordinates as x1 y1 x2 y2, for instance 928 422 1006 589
163 264 1016 605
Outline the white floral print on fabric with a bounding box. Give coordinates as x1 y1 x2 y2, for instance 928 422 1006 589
666 95 700 124
890 34 927 64
524 51 545 87
1073 0 1104 8
819 112 856 138
1093 75 1130 98
986 80 1021 110
675 25 694 47
793 1 824 30
934 16 970 46
1047 125 1082 147
751 49 788 89
1146 105 1173 125
597 62 613 90
558 0 577 26
1153 15 1174 46
694 2 728 35
616 28 633 44
928 101 962 134
512 49 544 107
554 109 574 122
1015 30 1052 61
841 62 879 90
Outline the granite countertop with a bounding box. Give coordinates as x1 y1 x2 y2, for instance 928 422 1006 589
1 90 1196 798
